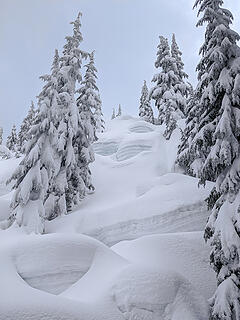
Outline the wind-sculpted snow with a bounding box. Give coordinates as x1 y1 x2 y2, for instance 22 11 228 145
93 120 155 160
84 202 209 246
129 124 154 133
13 234 105 294
93 140 119 156
116 141 152 161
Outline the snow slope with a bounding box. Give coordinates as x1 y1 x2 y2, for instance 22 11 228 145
0 116 216 319
46 116 213 246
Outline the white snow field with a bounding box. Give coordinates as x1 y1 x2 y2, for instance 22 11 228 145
0 116 216 319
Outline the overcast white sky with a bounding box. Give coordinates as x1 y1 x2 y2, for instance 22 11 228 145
0 0 239 137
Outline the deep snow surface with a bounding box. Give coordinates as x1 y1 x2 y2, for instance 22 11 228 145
0 116 216 319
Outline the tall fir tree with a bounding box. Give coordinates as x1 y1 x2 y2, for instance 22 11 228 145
171 34 189 116
7 49 61 233
139 80 154 124
150 36 185 139
180 1 240 318
91 52 105 133
117 104 122 117
18 101 37 154
176 84 201 176
6 124 19 157
77 51 104 137
56 12 94 213
0 127 12 160
0 127 3 145
111 108 116 120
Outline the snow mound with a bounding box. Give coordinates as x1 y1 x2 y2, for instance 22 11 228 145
113 232 216 300
112 265 209 320
116 140 152 161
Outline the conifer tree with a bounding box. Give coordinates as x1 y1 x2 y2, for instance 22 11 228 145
139 80 154 124
171 34 189 116
176 84 201 176
0 127 12 160
91 53 105 133
117 104 122 117
182 1 240 318
6 125 19 157
150 36 185 139
7 49 61 233
111 108 116 120
77 51 104 136
18 101 37 154
171 34 188 81
7 13 94 231
56 12 94 213
0 127 3 145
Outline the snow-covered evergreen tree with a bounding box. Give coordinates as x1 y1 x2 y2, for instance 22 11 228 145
0 127 12 160
139 80 154 124
7 13 94 232
111 108 116 120
7 49 61 233
150 36 185 139
0 127 3 145
91 52 105 133
171 34 189 116
56 12 94 213
77 51 104 136
117 104 122 117
176 84 201 176
18 101 37 154
185 1 240 318
6 125 19 157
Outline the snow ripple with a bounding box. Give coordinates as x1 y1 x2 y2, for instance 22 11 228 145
116 143 152 161
129 125 154 133
93 141 119 156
